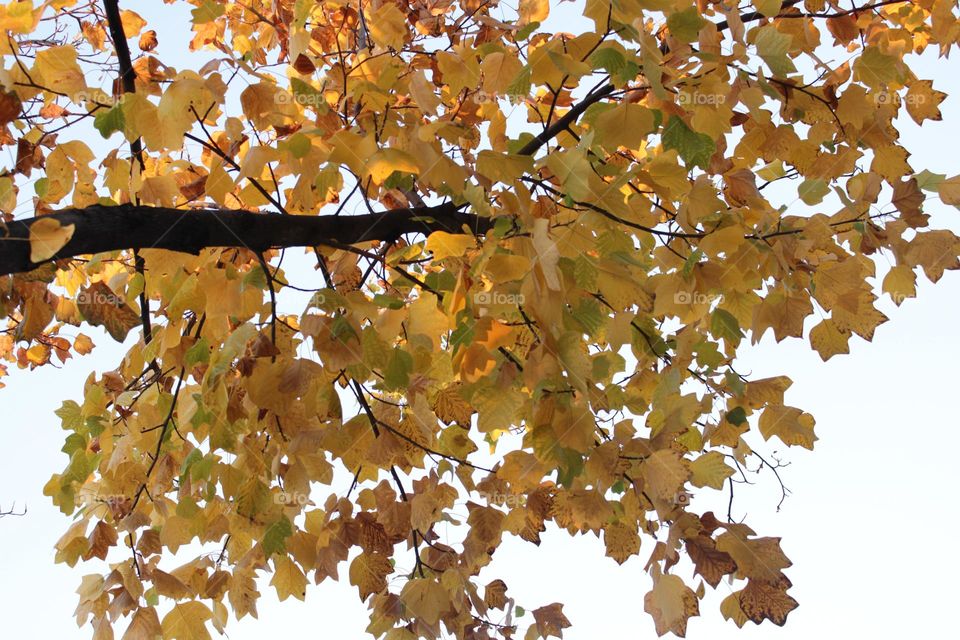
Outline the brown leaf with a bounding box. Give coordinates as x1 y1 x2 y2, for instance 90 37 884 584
685 535 736 588
121 607 162 640
532 603 571 638
0 91 22 128
603 521 641 565
738 580 799 626
77 282 141 342
484 579 508 610
85 521 118 561
138 30 158 52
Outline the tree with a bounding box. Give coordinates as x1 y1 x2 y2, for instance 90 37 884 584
0 0 956 636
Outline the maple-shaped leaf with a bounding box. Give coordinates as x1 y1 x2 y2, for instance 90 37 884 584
738 580 799 626
685 535 737 588
758 405 817 449
349 552 392 601
161 601 211 640
644 574 699 637
603 521 641 565
271 556 308 602
122 607 162 640
531 603 571 639
76 282 141 342
29 217 75 263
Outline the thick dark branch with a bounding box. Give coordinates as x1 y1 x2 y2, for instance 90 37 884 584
0 203 491 275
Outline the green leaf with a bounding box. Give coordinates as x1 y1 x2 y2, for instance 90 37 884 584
286 132 311 159
185 337 211 367
755 25 797 76
666 7 705 43
263 516 293 557
504 64 532 102
798 179 830 205
93 105 125 139
726 406 748 426
191 0 225 23
589 48 626 75
916 169 946 192
383 348 413 391
711 308 743 345
516 21 540 41
662 117 715 169
55 400 83 431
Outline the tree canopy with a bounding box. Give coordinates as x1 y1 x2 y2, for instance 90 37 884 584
0 0 958 637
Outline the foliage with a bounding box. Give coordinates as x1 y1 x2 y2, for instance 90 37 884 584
0 0 957 637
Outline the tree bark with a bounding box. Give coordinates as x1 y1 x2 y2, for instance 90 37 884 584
0 203 492 275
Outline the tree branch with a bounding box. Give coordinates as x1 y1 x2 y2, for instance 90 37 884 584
0 203 492 275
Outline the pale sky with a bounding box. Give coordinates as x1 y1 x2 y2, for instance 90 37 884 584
1 2 958 639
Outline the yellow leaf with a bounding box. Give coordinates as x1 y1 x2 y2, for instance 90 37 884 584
349 552 392 601
758 404 817 449
123 607 162 640
603 521 640 565
408 70 440 116
640 449 690 502
271 556 307 602
425 231 475 260
483 253 531 282
0 1 39 33
518 0 549 25
476 151 533 184
160 601 211 640
35 45 87 99
480 52 523 96
120 9 146 37
595 104 656 151
368 3 407 50
366 148 419 184
937 174 960 205
689 451 734 489
400 579 447 625
644 574 699 637
29 217 75 263
73 333 94 355
809 318 850 361
720 592 749 628
905 79 946 125
882 264 916 305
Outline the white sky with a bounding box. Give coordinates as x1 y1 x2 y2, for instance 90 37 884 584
1 2 959 638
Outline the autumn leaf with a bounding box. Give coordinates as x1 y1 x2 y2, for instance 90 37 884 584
29 217 75 263
758 405 817 449
349 552 392 601
161 602 212 640
644 574 699 637
76 282 141 342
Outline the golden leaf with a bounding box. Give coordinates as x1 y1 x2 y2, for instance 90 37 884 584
29 217 75 263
